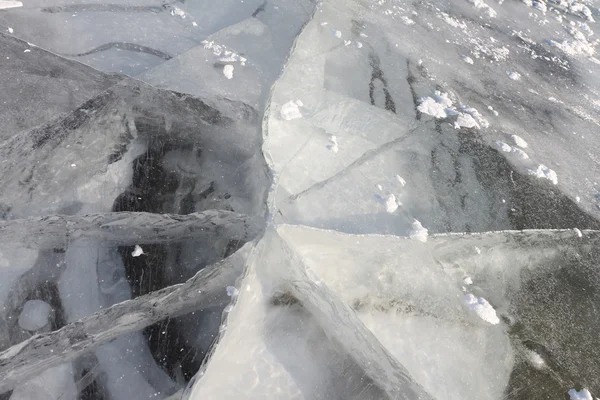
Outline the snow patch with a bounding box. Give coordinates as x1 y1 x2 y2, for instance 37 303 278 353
526 350 546 369
463 293 500 324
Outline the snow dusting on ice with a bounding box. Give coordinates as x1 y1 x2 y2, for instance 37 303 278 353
463 293 500 324
18 300 52 331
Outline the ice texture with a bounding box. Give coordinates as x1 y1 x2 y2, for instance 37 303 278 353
18 300 52 331
2 0 600 399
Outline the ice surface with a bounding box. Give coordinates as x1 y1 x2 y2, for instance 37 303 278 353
18 300 51 331
2 0 600 399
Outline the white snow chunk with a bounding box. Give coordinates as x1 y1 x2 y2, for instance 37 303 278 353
132 245 144 257
23 49 30 53
568 388 593 400
507 71 522 80
463 276 473 285
356 41 363 48
466 0 497 17
526 350 546 369
226 286 239 297
320 22 328 26
334 30 342 38
280 100 303 120
170 7 186 18
462 55 474 64
455 113 480 129
384 194 399 213
401 16 415 25
576 196 581 202
344 40 351 46
0 1 22 9
377 184 383 191
7 27 13 34
463 293 500 324
533 1 547 13
396 175 407 186
327 135 339 153
19 300 52 331
409 219 429 242
496 141 513 153
511 134 528 148
574 228 583 237
528 164 558 184
192 21 198 27
223 64 234 80
417 92 454 119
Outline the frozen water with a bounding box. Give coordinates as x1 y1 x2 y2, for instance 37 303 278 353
2 0 600 399
18 300 51 331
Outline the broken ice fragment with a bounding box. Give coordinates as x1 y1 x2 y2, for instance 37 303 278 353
463 293 500 324
463 276 473 285
462 55 474 64
18 300 52 331
568 388 593 400
409 219 428 242
223 64 234 80
7 27 13 34
280 100 303 120
507 71 521 80
574 228 583 237
132 245 144 257
333 30 342 38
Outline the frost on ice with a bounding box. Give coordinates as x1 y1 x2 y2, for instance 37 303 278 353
463 293 500 324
